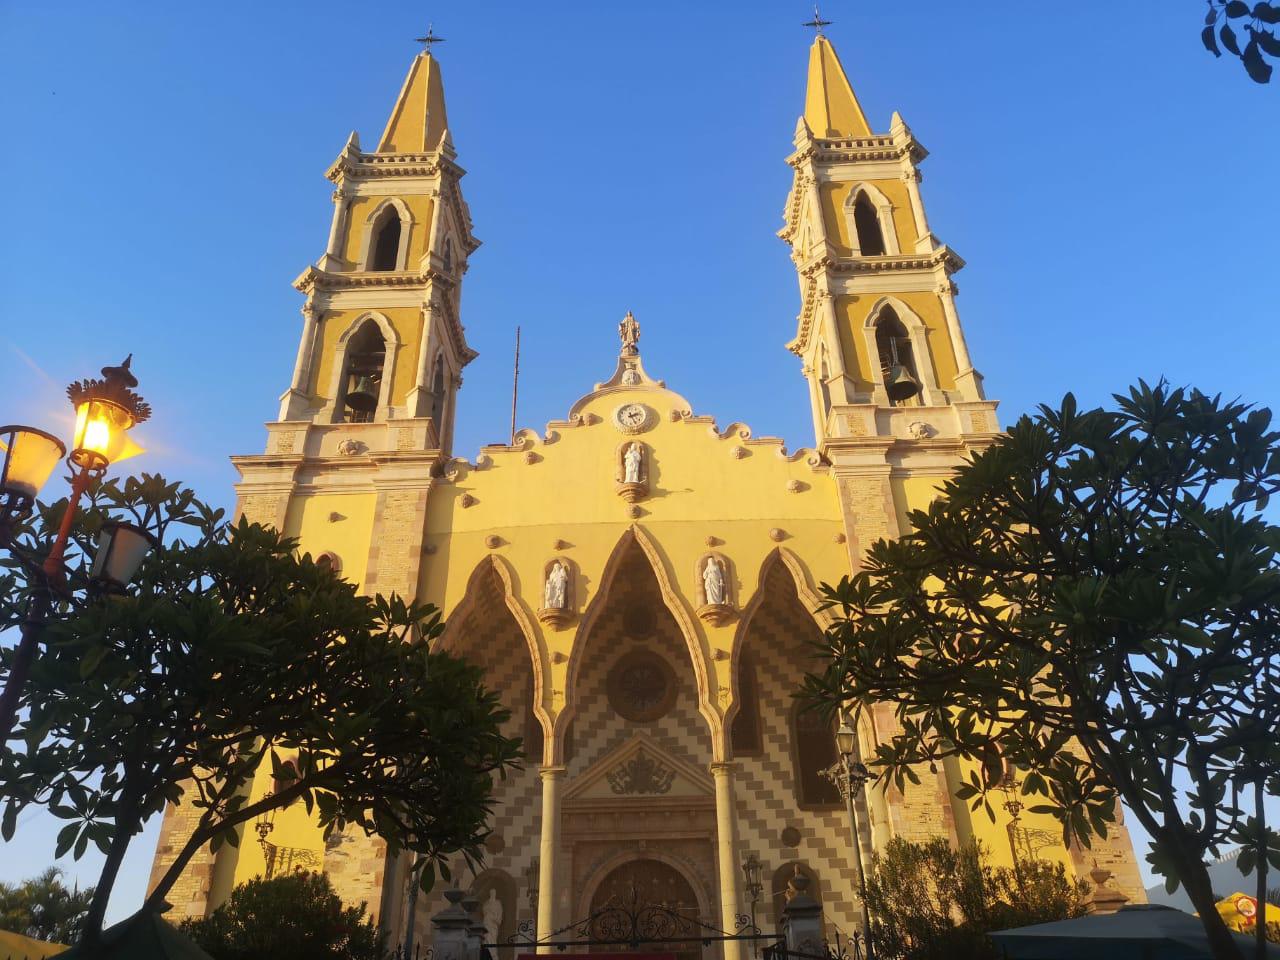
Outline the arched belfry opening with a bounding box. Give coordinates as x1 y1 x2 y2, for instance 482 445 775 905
341 320 387 423
370 205 403 271
874 307 921 406
852 190 887 256
410 560 543 944
732 555 869 939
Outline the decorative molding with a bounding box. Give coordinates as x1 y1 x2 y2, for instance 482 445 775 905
606 748 676 796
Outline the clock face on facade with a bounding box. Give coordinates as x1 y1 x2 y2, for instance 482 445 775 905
613 403 652 434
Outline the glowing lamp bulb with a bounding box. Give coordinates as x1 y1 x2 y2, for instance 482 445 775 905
72 399 137 469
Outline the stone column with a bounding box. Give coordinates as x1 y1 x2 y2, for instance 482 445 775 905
406 287 442 420
322 189 351 265
936 281 984 401
710 762 745 960
780 870 825 957
901 169 936 253
536 765 566 945
430 889 473 960
279 302 320 421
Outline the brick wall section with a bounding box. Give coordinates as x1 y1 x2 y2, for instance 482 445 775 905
147 800 216 919
146 491 291 920
326 484 431 921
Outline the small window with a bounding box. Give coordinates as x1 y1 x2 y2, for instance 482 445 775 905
430 354 447 426
818 346 833 416
791 702 841 808
875 309 921 406
853 191 887 256
370 208 402 271
731 652 763 755
342 320 387 423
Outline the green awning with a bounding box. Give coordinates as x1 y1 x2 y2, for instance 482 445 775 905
53 912 212 960
990 904 1280 960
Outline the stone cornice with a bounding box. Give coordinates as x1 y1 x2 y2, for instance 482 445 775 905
292 265 477 366
801 247 965 278
787 248 964 356
326 149 464 183
785 132 928 168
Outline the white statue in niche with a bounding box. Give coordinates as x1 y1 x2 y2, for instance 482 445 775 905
545 560 569 610
703 556 726 606
483 888 503 946
623 442 644 484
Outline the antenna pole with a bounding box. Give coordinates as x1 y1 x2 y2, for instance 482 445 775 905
509 326 521 446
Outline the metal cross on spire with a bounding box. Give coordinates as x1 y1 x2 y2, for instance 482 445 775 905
803 5 832 35
415 24 446 52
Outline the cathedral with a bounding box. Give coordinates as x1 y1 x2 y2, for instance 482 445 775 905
148 28 1147 953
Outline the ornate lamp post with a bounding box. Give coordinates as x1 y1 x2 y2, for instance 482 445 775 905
0 357 154 742
822 715 875 960
741 851 763 955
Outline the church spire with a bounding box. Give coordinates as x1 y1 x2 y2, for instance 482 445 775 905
377 50 450 152
803 35 870 138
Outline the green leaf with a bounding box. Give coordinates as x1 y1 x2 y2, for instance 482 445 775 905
1222 22 1244 54
1242 35 1274 80
419 861 436 895
1256 3 1280 23
54 822 79 859
1252 25 1280 55
1226 0 1250 15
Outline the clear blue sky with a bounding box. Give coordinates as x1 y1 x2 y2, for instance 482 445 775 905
2 0 1277 925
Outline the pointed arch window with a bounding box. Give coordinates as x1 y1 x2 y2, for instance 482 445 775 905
370 207 403 271
875 308 921 407
340 320 387 423
430 354 447 427
852 191 887 256
817 344 833 417
731 651 763 756
790 702 841 808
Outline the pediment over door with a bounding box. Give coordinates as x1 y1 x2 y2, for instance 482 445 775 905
565 734 713 803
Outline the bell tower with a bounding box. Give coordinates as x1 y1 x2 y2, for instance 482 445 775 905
148 43 481 924
780 33 995 450
278 44 478 455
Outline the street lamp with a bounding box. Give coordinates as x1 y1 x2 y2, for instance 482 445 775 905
822 714 876 960
0 356 154 743
0 426 66 535
741 851 763 954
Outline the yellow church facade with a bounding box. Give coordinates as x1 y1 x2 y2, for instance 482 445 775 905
148 32 1147 951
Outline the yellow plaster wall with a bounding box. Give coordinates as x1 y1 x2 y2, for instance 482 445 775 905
417 385 849 719
819 180 918 256
339 196 435 267
835 292 959 393
307 307 423 409
229 756 328 888
282 492 377 589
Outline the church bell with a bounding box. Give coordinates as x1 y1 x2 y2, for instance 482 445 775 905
344 375 379 414
883 364 921 403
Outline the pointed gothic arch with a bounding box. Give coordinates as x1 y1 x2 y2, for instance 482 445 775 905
357 197 414 272
439 554 551 763
320 311 404 423
557 525 719 765
844 183 900 256
860 296 945 406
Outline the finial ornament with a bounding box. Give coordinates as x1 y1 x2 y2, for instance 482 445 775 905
803 5 832 35
415 24 446 52
618 311 640 356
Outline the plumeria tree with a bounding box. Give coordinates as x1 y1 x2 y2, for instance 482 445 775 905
807 383 1280 960
0 475 522 947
